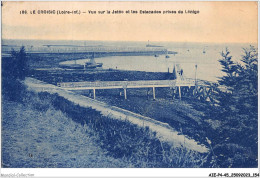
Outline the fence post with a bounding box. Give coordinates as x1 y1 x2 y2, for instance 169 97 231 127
124 88 127 100
178 86 181 100
153 87 156 100
93 88 96 99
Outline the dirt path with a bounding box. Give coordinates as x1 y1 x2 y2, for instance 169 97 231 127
24 77 208 153
95 92 207 145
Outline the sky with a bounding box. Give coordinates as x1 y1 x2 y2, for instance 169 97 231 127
1 1 258 43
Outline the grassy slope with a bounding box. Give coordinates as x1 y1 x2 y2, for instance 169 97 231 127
1 100 128 168
79 88 209 146
29 68 211 147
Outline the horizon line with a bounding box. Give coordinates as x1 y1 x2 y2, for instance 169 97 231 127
2 38 257 45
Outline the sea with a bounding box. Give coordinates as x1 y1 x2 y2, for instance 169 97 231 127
2 39 256 82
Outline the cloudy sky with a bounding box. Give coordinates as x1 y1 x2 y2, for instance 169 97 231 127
2 1 258 43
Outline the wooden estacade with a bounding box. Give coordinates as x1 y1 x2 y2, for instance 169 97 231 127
57 64 218 102
57 78 218 102
57 79 194 99
57 79 196 90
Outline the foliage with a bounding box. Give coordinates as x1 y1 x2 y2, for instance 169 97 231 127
10 46 28 80
33 92 211 168
2 46 28 101
2 94 128 168
206 46 258 167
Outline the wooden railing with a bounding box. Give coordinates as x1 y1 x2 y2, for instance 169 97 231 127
57 79 196 90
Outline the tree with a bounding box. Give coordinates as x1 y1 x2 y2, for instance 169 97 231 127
2 46 28 101
10 46 28 80
217 47 257 118
210 46 258 167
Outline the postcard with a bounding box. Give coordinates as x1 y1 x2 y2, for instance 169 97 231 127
1 1 259 177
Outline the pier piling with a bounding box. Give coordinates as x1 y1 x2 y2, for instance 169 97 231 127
152 87 156 100
178 86 181 100
93 88 96 99
124 88 127 100
58 79 211 101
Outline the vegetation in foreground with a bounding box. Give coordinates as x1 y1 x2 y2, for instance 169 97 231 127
203 46 258 167
2 87 211 168
2 47 211 168
1 46 258 168
74 46 258 168
41 92 211 168
2 97 128 168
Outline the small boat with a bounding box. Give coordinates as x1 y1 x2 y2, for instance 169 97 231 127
60 63 84 69
85 53 103 69
96 63 103 67
85 62 97 69
165 50 170 58
59 60 84 69
85 61 103 69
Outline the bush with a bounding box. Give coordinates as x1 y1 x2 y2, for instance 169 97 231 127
2 46 28 102
204 46 258 167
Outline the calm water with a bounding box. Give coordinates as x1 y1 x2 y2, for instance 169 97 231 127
2 39 255 82
59 41 253 82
